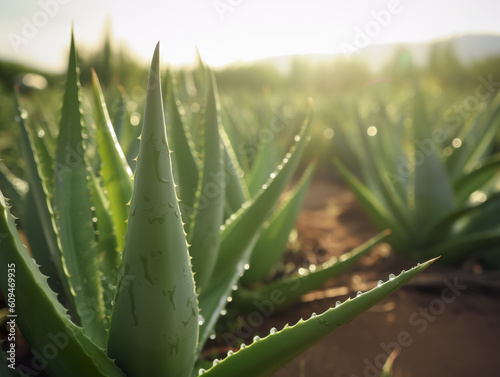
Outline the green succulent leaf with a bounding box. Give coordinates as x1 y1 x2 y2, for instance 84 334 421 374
86 165 120 315
53 32 107 346
219 119 250 216
14 97 74 304
188 70 226 292
247 91 276 196
199 258 435 377
242 161 317 284
165 69 200 229
411 85 455 229
107 43 199 377
0 161 26 214
334 158 407 250
235 230 390 312
0 190 125 377
197 101 312 349
453 153 500 204
209 99 313 289
91 69 133 252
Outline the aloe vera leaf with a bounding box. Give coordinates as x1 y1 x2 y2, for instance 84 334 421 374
353 109 416 239
209 100 313 289
220 118 250 215
247 91 276 196
463 100 500 172
422 191 500 242
0 191 125 377
53 32 106 347
165 69 200 228
188 70 226 292
422 229 500 265
199 259 435 377
454 154 500 204
91 69 133 252
14 97 75 312
457 191 500 233
23 190 61 294
107 43 199 377
235 230 390 311
197 232 261 350
447 92 500 178
0 161 26 214
194 47 208 92
220 104 251 174
445 112 484 180
242 161 317 284
411 85 455 229
86 165 120 316
115 86 141 166
334 158 406 250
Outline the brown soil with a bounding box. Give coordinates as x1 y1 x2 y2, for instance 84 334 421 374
220 168 500 377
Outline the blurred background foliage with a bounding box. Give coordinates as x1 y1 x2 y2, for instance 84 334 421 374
1 33 499 268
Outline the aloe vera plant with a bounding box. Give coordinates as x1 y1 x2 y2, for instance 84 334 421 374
0 33 434 377
334 82 500 266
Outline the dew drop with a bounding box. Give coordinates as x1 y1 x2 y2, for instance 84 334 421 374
294 135 300 142
232 285 238 291
210 333 216 340
101 276 107 281
240 343 246 349
389 273 396 281
356 291 362 297
270 172 276 179
198 314 205 326
227 296 232 302
417 262 421 266
220 309 227 316
227 350 234 356
213 359 219 366
198 369 206 375
377 280 383 287
253 335 261 342
270 327 277 334
244 264 250 270
310 312 317 318
261 184 267 190
335 301 341 307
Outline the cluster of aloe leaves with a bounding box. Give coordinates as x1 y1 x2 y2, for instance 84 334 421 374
334 81 500 266
0 33 434 377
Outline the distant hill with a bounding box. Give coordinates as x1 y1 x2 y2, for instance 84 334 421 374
252 34 500 73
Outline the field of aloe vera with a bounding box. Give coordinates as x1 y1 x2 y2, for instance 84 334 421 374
0 30 499 377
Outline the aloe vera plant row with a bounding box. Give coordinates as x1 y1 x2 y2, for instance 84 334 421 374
0 33 433 377
334 81 500 266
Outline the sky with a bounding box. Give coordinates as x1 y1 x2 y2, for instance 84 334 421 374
1 0 500 72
